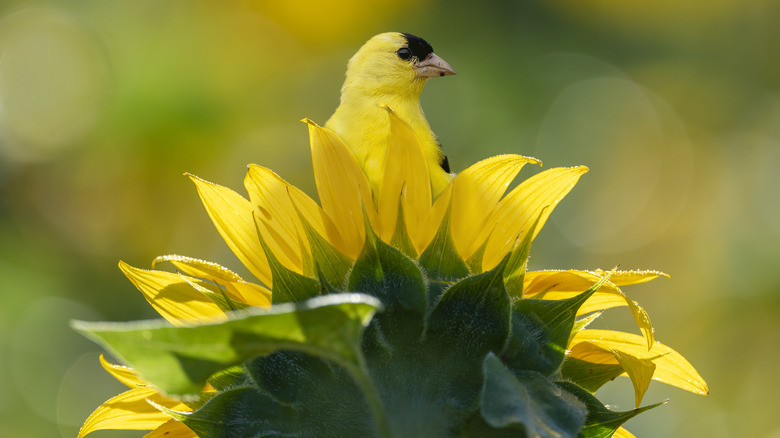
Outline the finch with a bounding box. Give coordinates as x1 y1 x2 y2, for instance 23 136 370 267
325 32 456 196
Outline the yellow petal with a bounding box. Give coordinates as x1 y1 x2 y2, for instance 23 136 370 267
286 182 348 257
483 166 588 271
154 254 243 282
244 165 317 273
532 290 626 315
144 419 197 438
153 255 271 308
612 348 656 408
450 154 541 261
524 269 656 348
119 261 227 326
304 119 374 259
100 354 145 388
77 387 189 438
188 174 271 287
571 342 656 408
528 269 668 290
613 427 636 438
570 329 709 395
225 281 272 308
377 105 431 245
525 269 620 296
244 164 341 253
576 293 629 314
567 341 656 408
414 182 453 254
589 268 670 285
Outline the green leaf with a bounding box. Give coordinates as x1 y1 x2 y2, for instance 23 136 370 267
294 202 353 289
207 365 249 391
559 357 626 393
556 381 665 438
178 351 374 437
503 272 611 376
480 353 587 437
418 206 470 282
72 293 382 398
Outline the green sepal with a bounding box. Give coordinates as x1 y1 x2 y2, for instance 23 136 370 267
503 209 545 296
418 205 470 282
244 351 337 407
503 272 611 376
425 254 511 363
207 365 249 391
349 216 427 317
556 381 666 438
569 311 603 346
254 219 320 304
465 234 489 274
177 387 288 437
389 193 418 259
72 293 382 398
560 357 626 393
316 265 343 295
293 202 353 289
349 214 428 348
174 386 298 437
479 353 587 436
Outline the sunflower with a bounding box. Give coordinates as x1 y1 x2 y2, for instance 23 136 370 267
75 107 707 438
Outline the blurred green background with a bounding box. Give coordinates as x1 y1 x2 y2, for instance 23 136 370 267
1 1 777 436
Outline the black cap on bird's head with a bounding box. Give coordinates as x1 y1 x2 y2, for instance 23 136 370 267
398 32 455 78
400 33 434 61
341 32 455 98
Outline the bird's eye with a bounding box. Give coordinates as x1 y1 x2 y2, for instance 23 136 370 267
396 47 412 60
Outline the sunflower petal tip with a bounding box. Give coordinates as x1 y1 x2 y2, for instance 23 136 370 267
186 173 204 184
301 118 318 127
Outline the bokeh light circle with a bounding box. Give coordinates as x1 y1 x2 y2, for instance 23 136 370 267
535 76 693 253
0 9 109 162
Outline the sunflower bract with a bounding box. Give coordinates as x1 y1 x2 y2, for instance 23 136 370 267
74 107 707 438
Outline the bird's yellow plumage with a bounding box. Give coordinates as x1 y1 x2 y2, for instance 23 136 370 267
325 32 456 196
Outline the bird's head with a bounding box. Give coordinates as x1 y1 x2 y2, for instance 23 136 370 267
341 32 455 100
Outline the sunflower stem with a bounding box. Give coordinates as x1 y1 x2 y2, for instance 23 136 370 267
345 353 392 438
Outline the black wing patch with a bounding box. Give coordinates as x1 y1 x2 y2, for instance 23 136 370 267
435 139 451 173
439 154 451 173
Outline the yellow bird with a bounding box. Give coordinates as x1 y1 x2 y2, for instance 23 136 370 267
325 32 456 196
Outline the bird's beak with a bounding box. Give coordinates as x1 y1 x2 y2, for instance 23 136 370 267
415 53 456 78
